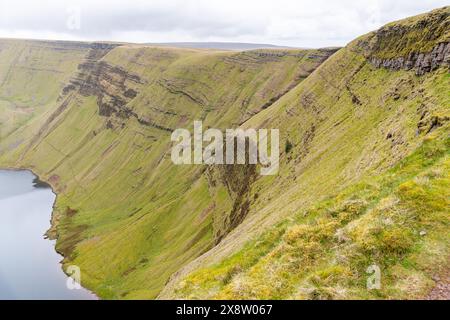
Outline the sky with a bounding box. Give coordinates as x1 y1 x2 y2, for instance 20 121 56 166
0 0 447 48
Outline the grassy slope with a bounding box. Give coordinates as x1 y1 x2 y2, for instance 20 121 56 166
159 7 450 299
0 7 448 300
0 40 331 299
359 6 450 59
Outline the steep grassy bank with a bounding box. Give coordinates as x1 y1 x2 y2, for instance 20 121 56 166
0 39 333 298
0 7 448 300
166 130 449 299
159 7 449 299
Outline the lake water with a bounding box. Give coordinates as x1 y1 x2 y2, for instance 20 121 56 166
0 169 96 299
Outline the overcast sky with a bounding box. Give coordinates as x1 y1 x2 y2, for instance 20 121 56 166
0 0 447 47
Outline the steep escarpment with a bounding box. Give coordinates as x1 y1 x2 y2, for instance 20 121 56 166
159 7 449 299
0 40 90 141
62 44 144 120
0 39 334 299
369 42 449 75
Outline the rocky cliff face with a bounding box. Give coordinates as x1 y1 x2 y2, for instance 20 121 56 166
1 7 448 301
159 7 450 300
369 41 450 75
0 37 335 299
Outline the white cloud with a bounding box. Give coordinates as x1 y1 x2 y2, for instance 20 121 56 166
0 0 447 47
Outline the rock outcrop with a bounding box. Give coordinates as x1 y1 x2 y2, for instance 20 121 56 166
369 42 450 75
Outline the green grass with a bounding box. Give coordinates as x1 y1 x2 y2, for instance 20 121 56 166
0 7 449 300
353 6 449 59
159 9 449 298
173 131 449 299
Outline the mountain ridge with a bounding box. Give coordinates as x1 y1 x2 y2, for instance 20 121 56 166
0 37 335 298
0 7 448 300
158 7 449 299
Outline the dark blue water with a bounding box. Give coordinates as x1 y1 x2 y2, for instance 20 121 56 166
0 169 96 299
